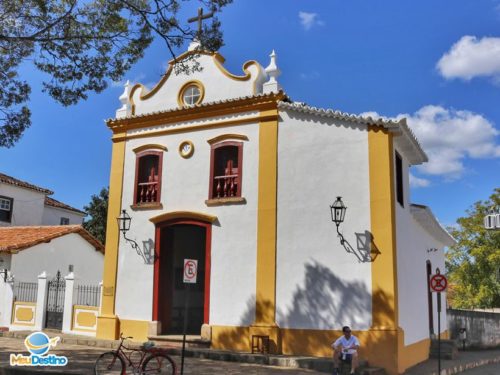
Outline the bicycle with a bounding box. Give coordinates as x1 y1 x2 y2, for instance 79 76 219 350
94 333 176 375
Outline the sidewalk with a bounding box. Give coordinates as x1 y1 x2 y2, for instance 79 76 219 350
404 349 500 375
1 331 500 374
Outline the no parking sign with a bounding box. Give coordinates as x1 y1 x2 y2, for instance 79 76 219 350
183 259 198 284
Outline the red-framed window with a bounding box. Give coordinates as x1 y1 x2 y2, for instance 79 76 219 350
133 151 163 205
208 141 243 199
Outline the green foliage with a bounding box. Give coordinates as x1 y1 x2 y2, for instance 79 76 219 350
83 187 109 245
0 0 232 147
446 188 500 308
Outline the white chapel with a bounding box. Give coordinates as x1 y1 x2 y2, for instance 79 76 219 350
96 41 455 375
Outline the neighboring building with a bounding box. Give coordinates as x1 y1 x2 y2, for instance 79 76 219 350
0 173 85 226
0 225 104 284
96 42 455 375
0 225 104 333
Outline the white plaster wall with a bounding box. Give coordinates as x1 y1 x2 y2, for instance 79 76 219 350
394 148 447 346
115 119 259 325
10 233 103 285
0 184 45 226
131 54 263 116
42 206 85 225
276 110 372 330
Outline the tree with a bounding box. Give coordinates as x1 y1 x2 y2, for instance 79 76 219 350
0 0 232 147
83 187 109 245
446 188 500 309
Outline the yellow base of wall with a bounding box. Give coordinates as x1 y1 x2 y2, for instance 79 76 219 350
96 315 119 340
119 319 150 342
212 325 434 375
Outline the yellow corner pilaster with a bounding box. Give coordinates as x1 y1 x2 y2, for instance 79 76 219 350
368 127 399 374
255 109 279 327
96 133 126 340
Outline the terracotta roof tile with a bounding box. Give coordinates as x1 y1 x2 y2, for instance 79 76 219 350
0 225 104 253
44 197 86 215
0 173 53 195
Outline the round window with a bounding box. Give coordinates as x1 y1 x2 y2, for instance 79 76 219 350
179 81 204 107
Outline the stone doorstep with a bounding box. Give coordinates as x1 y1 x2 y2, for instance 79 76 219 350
0 331 385 374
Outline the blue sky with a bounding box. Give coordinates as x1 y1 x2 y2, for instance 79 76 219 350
1 0 499 227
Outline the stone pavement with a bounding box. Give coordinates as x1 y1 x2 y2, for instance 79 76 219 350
1 332 500 375
0 336 323 374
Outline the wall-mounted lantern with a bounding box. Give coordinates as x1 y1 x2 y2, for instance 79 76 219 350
117 209 141 254
330 197 347 245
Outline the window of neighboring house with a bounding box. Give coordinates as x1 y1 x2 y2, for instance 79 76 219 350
209 141 243 199
395 151 404 207
134 151 163 205
60 217 70 225
0 196 13 223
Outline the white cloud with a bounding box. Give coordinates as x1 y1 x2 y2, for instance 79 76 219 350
437 35 500 81
361 105 500 180
298 12 324 31
409 173 430 188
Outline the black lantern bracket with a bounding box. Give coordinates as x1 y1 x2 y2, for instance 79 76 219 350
117 209 148 263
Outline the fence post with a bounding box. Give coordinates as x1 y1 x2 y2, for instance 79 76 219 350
0 271 14 327
62 272 75 334
34 271 48 331
98 281 103 315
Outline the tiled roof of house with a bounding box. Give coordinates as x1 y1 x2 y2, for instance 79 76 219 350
45 197 86 216
0 225 104 253
0 173 53 195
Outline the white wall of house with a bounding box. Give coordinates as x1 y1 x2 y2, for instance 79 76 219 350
0 184 45 227
42 206 85 225
10 233 103 285
115 117 260 326
394 146 448 346
275 110 373 330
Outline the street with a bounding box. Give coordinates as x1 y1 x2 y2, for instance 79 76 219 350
0 337 322 374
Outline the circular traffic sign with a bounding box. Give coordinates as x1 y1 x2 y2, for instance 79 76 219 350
430 273 448 292
184 260 197 282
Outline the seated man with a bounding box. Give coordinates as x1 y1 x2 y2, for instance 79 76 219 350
331 326 360 374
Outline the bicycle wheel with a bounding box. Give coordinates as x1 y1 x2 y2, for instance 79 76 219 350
142 353 176 374
95 351 125 375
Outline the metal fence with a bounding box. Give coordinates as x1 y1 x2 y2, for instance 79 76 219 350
13 281 38 302
76 284 100 306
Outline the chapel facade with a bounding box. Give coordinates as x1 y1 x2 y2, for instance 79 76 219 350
96 42 455 374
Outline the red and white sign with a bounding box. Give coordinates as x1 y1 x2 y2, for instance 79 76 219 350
183 259 198 284
430 273 448 293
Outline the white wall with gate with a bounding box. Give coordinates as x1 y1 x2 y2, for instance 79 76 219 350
0 270 102 336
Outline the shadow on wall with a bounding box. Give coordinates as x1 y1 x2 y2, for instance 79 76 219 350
337 230 380 263
277 261 371 330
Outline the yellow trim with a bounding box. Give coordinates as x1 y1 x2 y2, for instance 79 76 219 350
149 211 218 224
96 133 126 340
398 332 430 374
254 109 279 326
14 303 35 324
76 311 97 328
179 140 195 158
132 144 167 153
177 80 205 107
207 134 249 145
119 319 150 342
368 126 399 373
112 114 278 143
210 325 403 375
108 91 285 134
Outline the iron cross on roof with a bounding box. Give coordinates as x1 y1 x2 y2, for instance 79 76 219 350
188 7 215 36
